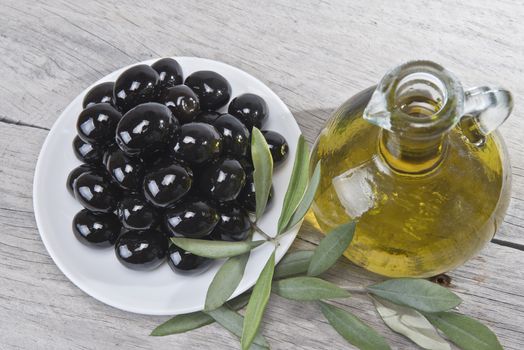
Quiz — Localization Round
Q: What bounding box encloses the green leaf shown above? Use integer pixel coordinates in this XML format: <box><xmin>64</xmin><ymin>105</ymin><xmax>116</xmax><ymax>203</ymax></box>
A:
<box><xmin>277</xmin><ymin>135</ymin><xmax>310</xmax><ymax>234</ymax></box>
<box><xmin>251</xmin><ymin>127</ymin><xmax>273</xmax><ymax>220</ymax></box>
<box><xmin>283</xmin><ymin>160</ymin><xmax>321</xmax><ymax>231</ymax></box>
<box><xmin>367</xmin><ymin>279</ymin><xmax>462</xmax><ymax>313</ymax></box>
<box><xmin>205</xmin><ymin>253</ymin><xmax>250</xmax><ymax>311</ymax></box>
<box><xmin>273</xmin><ymin>250</ymin><xmax>314</xmax><ymax>279</ymax></box>
<box><xmin>206</xmin><ymin>306</ymin><xmax>270</xmax><ymax>349</ymax></box>
<box><xmin>170</xmin><ymin>238</ymin><xmax>264</xmax><ymax>259</ymax></box>
<box><xmin>425</xmin><ymin>312</ymin><xmax>503</xmax><ymax>350</ymax></box>
<box><xmin>241</xmin><ymin>251</ymin><xmax>275</xmax><ymax>350</ymax></box>
<box><xmin>227</xmin><ymin>292</ymin><xmax>251</xmax><ymax>310</ymax></box>
<box><xmin>273</xmin><ymin>276</ymin><xmax>350</xmax><ymax>301</ymax></box>
<box><xmin>319</xmin><ymin>301</ymin><xmax>391</xmax><ymax>350</ymax></box>
<box><xmin>307</xmin><ymin>221</ymin><xmax>355</xmax><ymax>276</ymax></box>
<box><xmin>150</xmin><ymin>293</ymin><xmax>251</xmax><ymax>336</ymax></box>
<box><xmin>373</xmin><ymin>297</ymin><xmax>451</xmax><ymax>350</ymax></box>
<box><xmin>150</xmin><ymin>312</ymin><xmax>214</xmax><ymax>336</ymax></box>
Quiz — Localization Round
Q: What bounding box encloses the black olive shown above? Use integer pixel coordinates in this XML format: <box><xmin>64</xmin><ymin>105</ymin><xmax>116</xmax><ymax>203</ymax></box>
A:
<box><xmin>76</xmin><ymin>103</ymin><xmax>121</xmax><ymax>146</ymax></box>
<box><xmin>83</xmin><ymin>82</ymin><xmax>115</xmax><ymax>108</ymax></box>
<box><xmin>238</xmin><ymin>157</ymin><xmax>254</xmax><ymax>174</ymax></box>
<box><xmin>164</xmin><ymin>198</ymin><xmax>219</xmax><ymax>238</ymax></box>
<box><xmin>117</xmin><ymin>195</ymin><xmax>158</xmax><ymax>230</ymax></box>
<box><xmin>143</xmin><ymin>162</ymin><xmax>192</xmax><ymax>207</ymax></box>
<box><xmin>160</xmin><ymin>85</ymin><xmax>200</xmax><ymax>124</ymax></box>
<box><xmin>72</xmin><ymin>135</ymin><xmax>102</xmax><ymax>165</ymax></box>
<box><xmin>72</xmin><ymin>209</ymin><xmax>121</xmax><ymax>247</ymax></box>
<box><xmin>198</xmin><ymin>158</ymin><xmax>246</xmax><ymax>202</ymax></box>
<box><xmin>212</xmin><ymin>202</ymin><xmax>251</xmax><ymax>241</ymax></box>
<box><xmin>185</xmin><ymin>71</ymin><xmax>231</xmax><ymax>110</ymax></box>
<box><xmin>167</xmin><ymin>244</ymin><xmax>211</xmax><ymax>273</ymax></box>
<box><xmin>262</xmin><ymin>130</ymin><xmax>289</xmax><ymax>166</ymax></box>
<box><xmin>151</xmin><ymin>58</ymin><xmax>183</xmax><ymax>91</ymax></box>
<box><xmin>212</xmin><ymin>113</ymin><xmax>250</xmax><ymax>157</ymax></box>
<box><xmin>74</xmin><ymin>172</ymin><xmax>119</xmax><ymax>213</ymax></box>
<box><xmin>237</xmin><ymin>173</ymin><xmax>273</xmax><ymax>213</ymax></box>
<box><xmin>67</xmin><ymin>164</ymin><xmax>96</xmax><ymax>196</ymax></box>
<box><xmin>114</xmin><ymin>64</ymin><xmax>159</xmax><ymax>112</ymax></box>
<box><xmin>195</xmin><ymin>111</ymin><xmax>221</xmax><ymax>124</ymax></box>
<box><xmin>228</xmin><ymin>93</ymin><xmax>268</xmax><ymax>130</ymax></box>
<box><xmin>116</xmin><ymin>102</ymin><xmax>178</xmax><ymax>157</ymax></box>
<box><xmin>171</xmin><ymin>122</ymin><xmax>222</xmax><ymax>165</ymax></box>
<box><xmin>104</xmin><ymin>147</ymin><xmax>144</xmax><ymax>191</ymax></box>
<box><xmin>114</xmin><ymin>229</ymin><xmax>168</xmax><ymax>271</ymax></box>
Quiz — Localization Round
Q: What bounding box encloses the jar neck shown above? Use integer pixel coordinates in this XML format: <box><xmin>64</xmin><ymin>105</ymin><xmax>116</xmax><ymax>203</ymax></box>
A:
<box><xmin>363</xmin><ymin>61</ymin><xmax>464</xmax><ymax>174</ymax></box>
<box><xmin>379</xmin><ymin>130</ymin><xmax>447</xmax><ymax>174</ymax></box>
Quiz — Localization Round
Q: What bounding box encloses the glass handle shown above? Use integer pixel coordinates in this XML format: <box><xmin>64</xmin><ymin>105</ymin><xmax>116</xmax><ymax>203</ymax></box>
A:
<box><xmin>462</xmin><ymin>86</ymin><xmax>513</xmax><ymax>136</ymax></box>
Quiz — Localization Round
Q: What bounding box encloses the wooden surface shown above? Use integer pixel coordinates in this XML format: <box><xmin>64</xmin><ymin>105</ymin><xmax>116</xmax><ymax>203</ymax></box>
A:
<box><xmin>1</xmin><ymin>0</ymin><xmax>523</xmax><ymax>349</ymax></box>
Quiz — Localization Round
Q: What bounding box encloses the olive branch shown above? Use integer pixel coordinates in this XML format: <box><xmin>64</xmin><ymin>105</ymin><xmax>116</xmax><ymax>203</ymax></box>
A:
<box><xmin>153</xmin><ymin>129</ymin><xmax>503</xmax><ymax>350</ymax></box>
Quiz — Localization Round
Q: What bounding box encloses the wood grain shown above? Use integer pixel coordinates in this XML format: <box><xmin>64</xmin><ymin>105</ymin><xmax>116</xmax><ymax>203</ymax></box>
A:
<box><xmin>1</xmin><ymin>0</ymin><xmax>523</xmax><ymax>349</ymax></box>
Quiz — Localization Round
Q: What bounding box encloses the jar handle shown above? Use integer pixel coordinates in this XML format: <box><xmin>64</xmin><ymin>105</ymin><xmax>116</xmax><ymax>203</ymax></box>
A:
<box><xmin>462</xmin><ymin>86</ymin><xmax>513</xmax><ymax>136</ymax></box>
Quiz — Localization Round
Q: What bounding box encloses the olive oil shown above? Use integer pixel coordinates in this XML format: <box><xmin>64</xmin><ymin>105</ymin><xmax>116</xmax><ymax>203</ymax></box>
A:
<box><xmin>310</xmin><ymin>65</ymin><xmax>512</xmax><ymax>278</ymax></box>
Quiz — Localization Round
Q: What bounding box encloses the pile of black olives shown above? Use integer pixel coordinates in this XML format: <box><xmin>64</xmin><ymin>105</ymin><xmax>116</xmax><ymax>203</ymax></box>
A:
<box><xmin>67</xmin><ymin>58</ymin><xmax>289</xmax><ymax>273</ymax></box>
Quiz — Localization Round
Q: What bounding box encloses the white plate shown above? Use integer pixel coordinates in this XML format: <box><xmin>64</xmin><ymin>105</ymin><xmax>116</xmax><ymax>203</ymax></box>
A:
<box><xmin>33</xmin><ymin>57</ymin><xmax>301</xmax><ymax>315</ymax></box>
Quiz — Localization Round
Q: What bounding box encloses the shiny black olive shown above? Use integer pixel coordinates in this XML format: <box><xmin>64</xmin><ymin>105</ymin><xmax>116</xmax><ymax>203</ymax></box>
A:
<box><xmin>116</xmin><ymin>102</ymin><xmax>178</xmax><ymax>157</ymax></box>
<box><xmin>164</xmin><ymin>198</ymin><xmax>219</xmax><ymax>238</ymax></box>
<box><xmin>117</xmin><ymin>195</ymin><xmax>158</xmax><ymax>230</ymax></box>
<box><xmin>114</xmin><ymin>64</ymin><xmax>159</xmax><ymax>112</ymax></box>
<box><xmin>198</xmin><ymin>158</ymin><xmax>246</xmax><ymax>202</ymax></box>
<box><xmin>73</xmin><ymin>135</ymin><xmax>102</xmax><ymax>164</ymax></box>
<box><xmin>114</xmin><ymin>229</ymin><xmax>168</xmax><ymax>271</ymax></box>
<box><xmin>195</xmin><ymin>111</ymin><xmax>221</xmax><ymax>124</ymax></box>
<box><xmin>151</xmin><ymin>58</ymin><xmax>183</xmax><ymax>91</ymax></box>
<box><xmin>143</xmin><ymin>162</ymin><xmax>192</xmax><ymax>207</ymax></box>
<box><xmin>228</xmin><ymin>93</ymin><xmax>268</xmax><ymax>130</ymax></box>
<box><xmin>237</xmin><ymin>173</ymin><xmax>273</xmax><ymax>213</ymax></box>
<box><xmin>212</xmin><ymin>113</ymin><xmax>250</xmax><ymax>157</ymax></box>
<box><xmin>262</xmin><ymin>130</ymin><xmax>289</xmax><ymax>166</ymax></box>
<box><xmin>77</xmin><ymin>103</ymin><xmax>121</xmax><ymax>146</ymax></box>
<box><xmin>67</xmin><ymin>164</ymin><xmax>95</xmax><ymax>196</ymax></box>
<box><xmin>212</xmin><ymin>202</ymin><xmax>251</xmax><ymax>241</ymax></box>
<box><xmin>171</xmin><ymin>122</ymin><xmax>222</xmax><ymax>165</ymax></box>
<box><xmin>160</xmin><ymin>85</ymin><xmax>200</xmax><ymax>124</ymax></box>
<box><xmin>167</xmin><ymin>244</ymin><xmax>211</xmax><ymax>273</ymax></box>
<box><xmin>185</xmin><ymin>71</ymin><xmax>231</xmax><ymax>110</ymax></box>
<box><xmin>72</xmin><ymin>209</ymin><xmax>121</xmax><ymax>247</ymax></box>
<box><xmin>83</xmin><ymin>82</ymin><xmax>115</xmax><ymax>108</ymax></box>
<box><xmin>73</xmin><ymin>172</ymin><xmax>119</xmax><ymax>213</ymax></box>
<box><xmin>105</xmin><ymin>148</ymin><xmax>144</xmax><ymax>191</ymax></box>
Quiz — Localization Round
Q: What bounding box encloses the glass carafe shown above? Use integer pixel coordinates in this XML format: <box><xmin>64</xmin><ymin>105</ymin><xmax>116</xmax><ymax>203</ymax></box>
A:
<box><xmin>311</xmin><ymin>61</ymin><xmax>513</xmax><ymax>278</ymax></box>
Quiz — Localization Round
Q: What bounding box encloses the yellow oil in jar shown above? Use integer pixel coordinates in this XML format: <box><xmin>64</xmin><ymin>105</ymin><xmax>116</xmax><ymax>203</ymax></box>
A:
<box><xmin>310</xmin><ymin>88</ymin><xmax>511</xmax><ymax>277</ymax></box>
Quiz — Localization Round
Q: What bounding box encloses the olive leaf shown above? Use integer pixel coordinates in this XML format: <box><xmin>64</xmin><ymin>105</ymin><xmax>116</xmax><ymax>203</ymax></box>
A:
<box><xmin>425</xmin><ymin>312</ymin><xmax>503</xmax><ymax>350</ymax></box>
<box><xmin>282</xmin><ymin>160</ymin><xmax>321</xmax><ymax>232</ymax></box>
<box><xmin>373</xmin><ymin>297</ymin><xmax>451</xmax><ymax>350</ymax></box>
<box><xmin>251</xmin><ymin>127</ymin><xmax>273</xmax><ymax>221</ymax></box>
<box><xmin>307</xmin><ymin>221</ymin><xmax>355</xmax><ymax>276</ymax></box>
<box><xmin>241</xmin><ymin>251</ymin><xmax>275</xmax><ymax>350</ymax></box>
<box><xmin>367</xmin><ymin>279</ymin><xmax>462</xmax><ymax>313</ymax></box>
<box><xmin>205</xmin><ymin>253</ymin><xmax>250</xmax><ymax>311</ymax></box>
<box><xmin>277</xmin><ymin>135</ymin><xmax>310</xmax><ymax>234</ymax></box>
<box><xmin>150</xmin><ymin>293</ymin><xmax>251</xmax><ymax>336</ymax></box>
<box><xmin>319</xmin><ymin>301</ymin><xmax>391</xmax><ymax>350</ymax></box>
<box><xmin>273</xmin><ymin>276</ymin><xmax>350</xmax><ymax>301</ymax></box>
<box><xmin>273</xmin><ymin>250</ymin><xmax>314</xmax><ymax>280</ymax></box>
<box><xmin>206</xmin><ymin>306</ymin><xmax>270</xmax><ymax>350</ymax></box>
<box><xmin>170</xmin><ymin>238</ymin><xmax>264</xmax><ymax>259</ymax></box>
